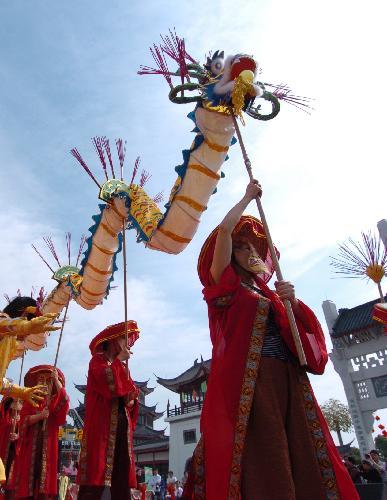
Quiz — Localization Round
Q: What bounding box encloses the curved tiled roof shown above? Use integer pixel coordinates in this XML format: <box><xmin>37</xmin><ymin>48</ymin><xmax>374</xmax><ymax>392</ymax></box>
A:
<box><xmin>332</xmin><ymin>295</ymin><xmax>386</xmax><ymax>338</ymax></box>
<box><xmin>156</xmin><ymin>358</ymin><xmax>211</xmax><ymax>393</ymax></box>
<box><xmin>74</xmin><ymin>380</ymin><xmax>154</xmax><ymax>395</ymax></box>
<box><xmin>139</xmin><ymin>401</ymin><xmax>164</xmax><ymax>419</ymax></box>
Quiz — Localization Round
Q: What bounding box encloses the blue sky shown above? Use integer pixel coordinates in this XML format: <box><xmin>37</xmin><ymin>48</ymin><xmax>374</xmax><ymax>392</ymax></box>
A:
<box><xmin>2</xmin><ymin>0</ymin><xmax>387</xmax><ymax>443</ymax></box>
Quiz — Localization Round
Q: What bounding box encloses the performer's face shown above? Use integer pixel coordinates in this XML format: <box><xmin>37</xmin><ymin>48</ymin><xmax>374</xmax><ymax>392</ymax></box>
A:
<box><xmin>114</xmin><ymin>336</ymin><xmax>132</xmax><ymax>357</ymax></box>
<box><xmin>36</xmin><ymin>373</ymin><xmax>50</xmax><ymax>389</ymax></box>
<box><xmin>233</xmin><ymin>240</ymin><xmax>268</xmax><ymax>275</ymax></box>
<box><xmin>11</xmin><ymin>400</ymin><xmax>23</xmax><ymax>411</ymax></box>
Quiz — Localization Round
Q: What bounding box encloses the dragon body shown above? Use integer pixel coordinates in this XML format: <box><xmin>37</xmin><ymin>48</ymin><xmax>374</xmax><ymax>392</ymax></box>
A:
<box><xmin>37</xmin><ymin>34</ymin><xmax>310</xmax><ymax>311</ymax></box>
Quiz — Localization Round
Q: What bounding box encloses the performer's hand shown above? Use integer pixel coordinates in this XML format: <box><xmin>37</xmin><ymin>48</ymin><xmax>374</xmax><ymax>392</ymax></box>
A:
<box><xmin>52</xmin><ymin>368</ymin><xmax>62</xmax><ymax>391</ymax></box>
<box><xmin>15</xmin><ymin>313</ymin><xmax>61</xmax><ymax>339</ymax></box>
<box><xmin>274</xmin><ymin>280</ymin><xmax>297</xmax><ymax>306</ymax></box>
<box><xmin>41</xmin><ymin>407</ymin><xmax>49</xmax><ymax>419</ymax></box>
<box><xmin>9</xmin><ymin>433</ymin><xmax>18</xmax><ymax>442</ymax></box>
<box><xmin>244</xmin><ymin>180</ymin><xmax>262</xmax><ymax>201</ymax></box>
<box><xmin>8</xmin><ymin>384</ymin><xmax>47</xmax><ymax>407</ymax></box>
<box><xmin>117</xmin><ymin>346</ymin><xmax>130</xmax><ymax>361</ymax></box>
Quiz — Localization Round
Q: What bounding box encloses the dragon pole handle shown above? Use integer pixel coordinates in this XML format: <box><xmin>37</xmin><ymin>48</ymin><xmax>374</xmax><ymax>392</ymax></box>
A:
<box><xmin>245</xmin><ymin>91</ymin><xmax>280</xmax><ymax>121</ymax></box>
<box><xmin>169</xmin><ymin>83</ymin><xmax>202</xmax><ymax>104</ymax></box>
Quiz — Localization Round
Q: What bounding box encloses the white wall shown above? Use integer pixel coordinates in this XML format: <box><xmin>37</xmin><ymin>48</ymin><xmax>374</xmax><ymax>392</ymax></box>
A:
<box><xmin>166</xmin><ymin>411</ymin><xmax>201</xmax><ymax>481</ymax></box>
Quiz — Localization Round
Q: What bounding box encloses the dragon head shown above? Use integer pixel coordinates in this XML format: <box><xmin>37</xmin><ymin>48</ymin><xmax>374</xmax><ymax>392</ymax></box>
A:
<box><xmin>213</xmin><ymin>54</ymin><xmax>260</xmax><ymax>94</ymax></box>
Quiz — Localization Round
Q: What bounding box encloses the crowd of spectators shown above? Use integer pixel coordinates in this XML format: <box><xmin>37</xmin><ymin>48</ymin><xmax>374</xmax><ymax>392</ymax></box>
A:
<box><xmin>344</xmin><ymin>449</ymin><xmax>386</xmax><ymax>485</ymax></box>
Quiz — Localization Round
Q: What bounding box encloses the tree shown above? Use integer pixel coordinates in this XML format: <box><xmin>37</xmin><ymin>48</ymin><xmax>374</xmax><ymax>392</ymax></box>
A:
<box><xmin>375</xmin><ymin>435</ymin><xmax>387</xmax><ymax>459</ymax></box>
<box><xmin>349</xmin><ymin>446</ymin><xmax>361</xmax><ymax>463</ymax></box>
<box><xmin>321</xmin><ymin>398</ymin><xmax>352</xmax><ymax>446</ymax></box>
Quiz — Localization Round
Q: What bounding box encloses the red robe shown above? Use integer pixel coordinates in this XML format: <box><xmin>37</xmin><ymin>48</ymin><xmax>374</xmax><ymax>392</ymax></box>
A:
<box><xmin>77</xmin><ymin>353</ymin><xmax>139</xmax><ymax>488</ymax></box>
<box><xmin>184</xmin><ymin>265</ymin><xmax>359</xmax><ymax>500</ymax></box>
<box><xmin>10</xmin><ymin>387</ymin><xmax>69</xmax><ymax>498</ymax></box>
<box><xmin>0</xmin><ymin>399</ymin><xmax>16</xmax><ymax>491</ymax></box>
<box><xmin>0</xmin><ymin>402</ymin><xmax>13</xmax><ymax>473</ymax></box>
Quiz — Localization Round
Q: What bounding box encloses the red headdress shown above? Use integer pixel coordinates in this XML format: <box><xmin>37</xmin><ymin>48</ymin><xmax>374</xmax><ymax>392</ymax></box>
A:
<box><xmin>24</xmin><ymin>365</ymin><xmax>66</xmax><ymax>387</ymax></box>
<box><xmin>197</xmin><ymin>215</ymin><xmax>279</xmax><ymax>286</ymax></box>
<box><xmin>89</xmin><ymin>320</ymin><xmax>140</xmax><ymax>355</ymax></box>
<box><xmin>373</xmin><ymin>303</ymin><xmax>387</xmax><ymax>332</ymax></box>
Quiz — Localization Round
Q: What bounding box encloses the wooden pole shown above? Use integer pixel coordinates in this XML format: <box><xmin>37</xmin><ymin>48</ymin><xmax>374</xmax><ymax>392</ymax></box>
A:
<box><xmin>122</xmin><ymin>218</ymin><xmax>129</xmax><ymax>375</ymax></box>
<box><xmin>121</xmin><ymin>162</ymin><xmax>129</xmax><ymax>375</ymax></box>
<box><xmin>43</xmin><ymin>299</ymin><xmax>71</xmax><ymax>430</ymax></box>
<box><xmin>53</xmin><ymin>300</ymin><xmax>71</xmax><ymax>369</ymax></box>
<box><xmin>11</xmin><ymin>352</ymin><xmax>26</xmax><ymax>434</ymax></box>
<box><xmin>377</xmin><ymin>282</ymin><xmax>385</xmax><ymax>303</ymax></box>
<box><xmin>231</xmin><ymin>112</ymin><xmax>307</xmax><ymax>366</ymax></box>
<box><xmin>18</xmin><ymin>352</ymin><xmax>25</xmax><ymax>386</ymax></box>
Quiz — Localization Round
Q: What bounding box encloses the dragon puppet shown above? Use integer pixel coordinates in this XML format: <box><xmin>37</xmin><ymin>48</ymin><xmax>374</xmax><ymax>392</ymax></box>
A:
<box><xmin>37</xmin><ymin>31</ymin><xmax>311</xmax><ymax>312</ymax></box>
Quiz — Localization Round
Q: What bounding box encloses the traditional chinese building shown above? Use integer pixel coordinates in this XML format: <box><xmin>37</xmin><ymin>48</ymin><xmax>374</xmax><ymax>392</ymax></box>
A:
<box><xmin>69</xmin><ymin>380</ymin><xmax>169</xmax><ymax>475</ymax></box>
<box><xmin>322</xmin><ymin>295</ymin><xmax>387</xmax><ymax>456</ymax></box>
<box><xmin>157</xmin><ymin>357</ymin><xmax>211</xmax><ymax>480</ymax></box>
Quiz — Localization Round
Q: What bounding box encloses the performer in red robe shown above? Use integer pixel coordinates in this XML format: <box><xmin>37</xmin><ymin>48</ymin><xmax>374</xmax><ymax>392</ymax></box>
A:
<box><xmin>183</xmin><ymin>181</ymin><xmax>359</xmax><ymax>500</ymax></box>
<box><xmin>0</xmin><ymin>396</ymin><xmax>22</xmax><ymax>498</ymax></box>
<box><xmin>10</xmin><ymin>365</ymin><xmax>69</xmax><ymax>499</ymax></box>
<box><xmin>77</xmin><ymin>321</ymin><xmax>140</xmax><ymax>500</ymax></box>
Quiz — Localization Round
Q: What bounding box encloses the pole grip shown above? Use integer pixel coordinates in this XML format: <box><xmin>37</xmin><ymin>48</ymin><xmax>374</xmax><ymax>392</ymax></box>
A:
<box><xmin>231</xmin><ymin>111</ymin><xmax>307</xmax><ymax>366</ymax></box>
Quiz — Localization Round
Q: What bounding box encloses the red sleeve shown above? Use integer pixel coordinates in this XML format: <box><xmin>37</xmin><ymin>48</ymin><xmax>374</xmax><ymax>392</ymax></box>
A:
<box><xmin>49</xmin><ymin>387</ymin><xmax>70</xmax><ymax>425</ymax></box>
<box><xmin>290</xmin><ymin>301</ymin><xmax>328</xmax><ymax>375</ymax></box>
<box><xmin>128</xmin><ymin>398</ymin><xmax>139</xmax><ymax>430</ymax></box>
<box><xmin>89</xmin><ymin>354</ymin><xmax>134</xmax><ymax>399</ymax></box>
<box><xmin>203</xmin><ymin>265</ymin><xmax>241</xmax><ymax>305</ymax></box>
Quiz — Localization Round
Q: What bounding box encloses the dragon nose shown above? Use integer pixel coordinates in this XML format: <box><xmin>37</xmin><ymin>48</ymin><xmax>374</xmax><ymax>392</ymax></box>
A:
<box><xmin>239</xmin><ymin>70</ymin><xmax>254</xmax><ymax>84</ymax></box>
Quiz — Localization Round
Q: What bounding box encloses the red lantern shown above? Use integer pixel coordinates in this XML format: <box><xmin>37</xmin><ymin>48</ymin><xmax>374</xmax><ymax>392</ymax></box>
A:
<box><xmin>383</xmin><ymin>430</ymin><xmax>387</xmax><ymax>437</ymax></box>
<box><xmin>372</xmin><ymin>428</ymin><xmax>375</xmax><ymax>432</ymax></box>
<box><xmin>375</xmin><ymin>415</ymin><xmax>380</xmax><ymax>421</ymax></box>
<box><xmin>378</xmin><ymin>424</ymin><xmax>385</xmax><ymax>430</ymax></box>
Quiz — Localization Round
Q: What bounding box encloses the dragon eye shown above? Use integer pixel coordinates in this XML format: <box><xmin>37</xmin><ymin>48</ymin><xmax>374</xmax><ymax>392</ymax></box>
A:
<box><xmin>211</xmin><ymin>58</ymin><xmax>224</xmax><ymax>75</ymax></box>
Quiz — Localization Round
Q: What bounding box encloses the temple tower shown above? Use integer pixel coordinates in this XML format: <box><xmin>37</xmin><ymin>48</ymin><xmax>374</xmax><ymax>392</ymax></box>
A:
<box><xmin>322</xmin><ymin>297</ymin><xmax>387</xmax><ymax>456</ymax></box>
<box><xmin>157</xmin><ymin>357</ymin><xmax>210</xmax><ymax>480</ymax></box>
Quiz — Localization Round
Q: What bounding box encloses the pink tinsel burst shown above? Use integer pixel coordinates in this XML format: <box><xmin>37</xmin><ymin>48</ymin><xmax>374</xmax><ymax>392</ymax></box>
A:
<box><xmin>42</xmin><ymin>236</ymin><xmax>62</xmax><ymax>268</ymax></box>
<box><xmin>70</xmin><ymin>148</ymin><xmax>101</xmax><ymax>189</ymax></box>
<box><xmin>92</xmin><ymin>136</ymin><xmax>109</xmax><ymax>181</ymax></box>
<box><xmin>160</xmin><ymin>29</ymin><xmax>190</xmax><ymax>84</ymax></box>
<box><xmin>152</xmin><ymin>191</ymin><xmax>164</xmax><ymax>204</ymax></box>
<box><xmin>139</xmin><ymin>169</ymin><xmax>151</xmax><ymax>188</ymax></box>
<box><xmin>267</xmin><ymin>83</ymin><xmax>313</xmax><ymax>114</ymax></box>
<box><xmin>138</xmin><ymin>44</ymin><xmax>174</xmax><ymax>89</ymax></box>
<box><xmin>36</xmin><ymin>287</ymin><xmax>47</xmax><ymax>314</ymax></box>
<box><xmin>115</xmin><ymin>139</ymin><xmax>127</xmax><ymax>181</ymax></box>
<box><xmin>31</xmin><ymin>244</ymin><xmax>55</xmax><ymax>274</ymax></box>
<box><xmin>103</xmin><ymin>138</ymin><xmax>116</xmax><ymax>179</ymax></box>
<box><xmin>129</xmin><ymin>157</ymin><xmax>141</xmax><ymax>188</ymax></box>
<box><xmin>65</xmin><ymin>232</ymin><xmax>71</xmax><ymax>265</ymax></box>
<box><xmin>76</xmin><ymin>235</ymin><xmax>87</xmax><ymax>267</ymax></box>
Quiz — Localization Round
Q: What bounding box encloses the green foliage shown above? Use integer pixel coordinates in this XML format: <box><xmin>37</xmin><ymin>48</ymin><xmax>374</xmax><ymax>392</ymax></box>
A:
<box><xmin>375</xmin><ymin>436</ymin><xmax>387</xmax><ymax>460</ymax></box>
<box><xmin>321</xmin><ymin>398</ymin><xmax>353</xmax><ymax>433</ymax></box>
<box><xmin>349</xmin><ymin>447</ymin><xmax>361</xmax><ymax>463</ymax></box>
